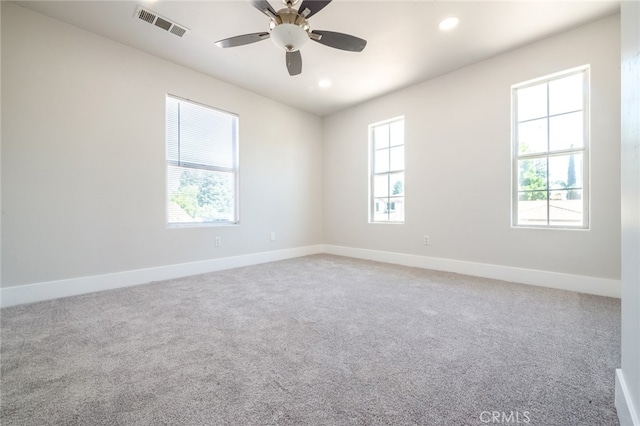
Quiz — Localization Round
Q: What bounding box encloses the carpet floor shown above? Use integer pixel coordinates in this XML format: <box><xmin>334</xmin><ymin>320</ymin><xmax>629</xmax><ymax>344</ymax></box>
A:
<box><xmin>1</xmin><ymin>254</ymin><xmax>620</xmax><ymax>425</ymax></box>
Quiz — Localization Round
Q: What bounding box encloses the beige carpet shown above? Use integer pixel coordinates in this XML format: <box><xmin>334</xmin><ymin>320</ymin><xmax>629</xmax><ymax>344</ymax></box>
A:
<box><xmin>1</xmin><ymin>254</ymin><xmax>620</xmax><ymax>425</ymax></box>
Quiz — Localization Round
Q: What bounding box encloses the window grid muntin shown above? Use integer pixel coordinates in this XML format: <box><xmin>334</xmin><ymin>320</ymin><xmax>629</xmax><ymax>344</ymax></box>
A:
<box><xmin>512</xmin><ymin>67</ymin><xmax>589</xmax><ymax>229</ymax></box>
<box><xmin>370</xmin><ymin>117</ymin><xmax>405</xmax><ymax>223</ymax></box>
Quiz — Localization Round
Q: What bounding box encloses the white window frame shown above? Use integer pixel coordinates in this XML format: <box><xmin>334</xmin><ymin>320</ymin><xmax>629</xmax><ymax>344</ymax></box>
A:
<box><xmin>369</xmin><ymin>116</ymin><xmax>405</xmax><ymax>224</ymax></box>
<box><xmin>166</xmin><ymin>95</ymin><xmax>239</xmax><ymax>227</ymax></box>
<box><xmin>511</xmin><ymin>66</ymin><xmax>590</xmax><ymax>229</ymax></box>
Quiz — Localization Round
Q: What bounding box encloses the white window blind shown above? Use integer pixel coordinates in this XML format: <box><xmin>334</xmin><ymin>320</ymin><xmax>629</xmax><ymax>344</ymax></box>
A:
<box><xmin>166</xmin><ymin>96</ymin><xmax>238</xmax><ymax>225</ymax></box>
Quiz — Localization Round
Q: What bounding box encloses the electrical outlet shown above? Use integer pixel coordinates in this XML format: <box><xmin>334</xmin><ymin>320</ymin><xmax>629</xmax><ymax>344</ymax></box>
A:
<box><xmin>215</xmin><ymin>236</ymin><xmax>221</xmax><ymax>247</ymax></box>
<box><xmin>423</xmin><ymin>235</ymin><xmax>430</xmax><ymax>246</ymax></box>
<box><xmin>270</xmin><ymin>231</ymin><xmax>276</xmax><ymax>242</ymax></box>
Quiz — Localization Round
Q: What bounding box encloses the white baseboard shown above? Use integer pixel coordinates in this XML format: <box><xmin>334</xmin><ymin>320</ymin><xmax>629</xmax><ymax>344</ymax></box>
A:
<box><xmin>1</xmin><ymin>244</ymin><xmax>620</xmax><ymax>308</ymax></box>
<box><xmin>322</xmin><ymin>245</ymin><xmax>621</xmax><ymax>298</ymax></box>
<box><xmin>0</xmin><ymin>245</ymin><xmax>323</xmax><ymax>308</ymax></box>
<box><xmin>616</xmin><ymin>369</ymin><xmax>640</xmax><ymax>426</ymax></box>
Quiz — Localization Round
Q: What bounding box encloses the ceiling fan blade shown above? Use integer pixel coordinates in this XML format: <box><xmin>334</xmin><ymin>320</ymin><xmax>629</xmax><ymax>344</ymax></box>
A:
<box><xmin>298</xmin><ymin>0</ymin><xmax>332</xmax><ymax>19</ymax></box>
<box><xmin>214</xmin><ymin>32</ymin><xmax>270</xmax><ymax>48</ymax></box>
<box><xmin>250</xmin><ymin>0</ymin><xmax>277</xmax><ymax>18</ymax></box>
<box><xmin>286</xmin><ymin>50</ymin><xmax>302</xmax><ymax>76</ymax></box>
<box><xmin>311</xmin><ymin>30</ymin><xmax>367</xmax><ymax>52</ymax></box>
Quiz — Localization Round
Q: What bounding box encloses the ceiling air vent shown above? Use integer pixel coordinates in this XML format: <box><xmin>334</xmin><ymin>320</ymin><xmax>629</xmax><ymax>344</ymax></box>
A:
<box><xmin>134</xmin><ymin>6</ymin><xmax>189</xmax><ymax>38</ymax></box>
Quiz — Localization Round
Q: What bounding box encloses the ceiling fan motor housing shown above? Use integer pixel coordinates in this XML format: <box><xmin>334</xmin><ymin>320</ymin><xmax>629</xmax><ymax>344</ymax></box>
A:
<box><xmin>270</xmin><ymin>8</ymin><xmax>310</xmax><ymax>52</ymax></box>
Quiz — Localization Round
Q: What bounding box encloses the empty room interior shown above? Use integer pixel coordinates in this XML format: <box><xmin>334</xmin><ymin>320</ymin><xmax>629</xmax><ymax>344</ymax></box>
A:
<box><xmin>1</xmin><ymin>1</ymin><xmax>639</xmax><ymax>425</ymax></box>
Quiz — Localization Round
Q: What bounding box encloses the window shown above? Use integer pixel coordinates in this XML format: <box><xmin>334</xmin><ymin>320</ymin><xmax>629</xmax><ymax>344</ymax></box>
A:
<box><xmin>370</xmin><ymin>117</ymin><xmax>405</xmax><ymax>223</ymax></box>
<box><xmin>512</xmin><ymin>67</ymin><xmax>589</xmax><ymax>228</ymax></box>
<box><xmin>166</xmin><ymin>95</ymin><xmax>238</xmax><ymax>225</ymax></box>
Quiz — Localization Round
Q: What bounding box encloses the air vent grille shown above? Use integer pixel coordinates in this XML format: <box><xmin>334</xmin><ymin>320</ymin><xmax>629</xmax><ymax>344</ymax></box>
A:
<box><xmin>138</xmin><ymin>9</ymin><xmax>155</xmax><ymax>24</ymax></box>
<box><xmin>135</xmin><ymin>6</ymin><xmax>189</xmax><ymax>38</ymax></box>
<box><xmin>170</xmin><ymin>26</ymin><xmax>187</xmax><ymax>37</ymax></box>
<box><xmin>154</xmin><ymin>17</ymin><xmax>172</xmax><ymax>31</ymax></box>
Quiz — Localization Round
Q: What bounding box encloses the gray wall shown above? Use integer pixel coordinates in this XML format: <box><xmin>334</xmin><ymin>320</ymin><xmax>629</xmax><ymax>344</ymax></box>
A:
<box><xmin>1</xmin><ymin>5</ymin><xmax>623</xmax><ymax>294</ymax></box>
<box><xmin>1</xmin><ymin>3</ymin><xmax>323</xmax><ymax>287</ymax></box>
<box><xmin>322</xmin><ymin>15</ymin><xmax>621</xmax><ymax>281</ymax></box>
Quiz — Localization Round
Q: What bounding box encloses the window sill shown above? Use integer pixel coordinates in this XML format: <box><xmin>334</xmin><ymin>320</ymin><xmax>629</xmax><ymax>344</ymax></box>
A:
<box><xmin>167</xmin><ymin>221</ymin><xmax>239</xmax><ymax>229</ymax></box>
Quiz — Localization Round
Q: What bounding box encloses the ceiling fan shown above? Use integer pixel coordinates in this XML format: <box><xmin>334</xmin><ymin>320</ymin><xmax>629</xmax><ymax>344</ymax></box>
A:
<box><xmin>214</xmin><ymin>0</ymin><xmax>367</xmax><ymax>76</ymax></box>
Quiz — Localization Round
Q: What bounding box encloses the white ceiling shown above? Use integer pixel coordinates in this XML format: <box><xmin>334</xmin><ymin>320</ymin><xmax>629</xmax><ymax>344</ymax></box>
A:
<box><xmin>14</xmin><ymin>0</ymin><xmax>620</xmax><ymax>116</ymax></box>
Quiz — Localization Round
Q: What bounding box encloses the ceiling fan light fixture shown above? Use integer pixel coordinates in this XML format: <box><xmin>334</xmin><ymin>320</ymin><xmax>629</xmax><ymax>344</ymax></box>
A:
<box><xmin>271</xmin><ymin>23</ymin><xmax>309</xmax><ymax>52</ymax></box>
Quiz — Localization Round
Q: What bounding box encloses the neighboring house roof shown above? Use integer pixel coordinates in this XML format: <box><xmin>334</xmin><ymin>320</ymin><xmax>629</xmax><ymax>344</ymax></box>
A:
<box><xmin>519</xmin><ymin>200</ymin><xmax>582</xmax><ymax>223</ymax></box>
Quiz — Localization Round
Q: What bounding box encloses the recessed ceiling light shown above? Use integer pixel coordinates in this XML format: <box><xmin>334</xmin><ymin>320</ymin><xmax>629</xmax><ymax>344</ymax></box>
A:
<box><xmin>318</xmin><ymin>79</ymin><xmax>332</xmax><ymax>89</ymax></box>
<box><xmin>439</xmin><ymin>16</ymin><xmax>459</xmax><ymax>32</ymax></box>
